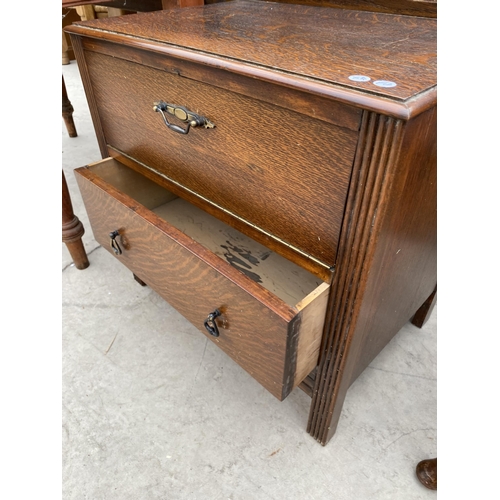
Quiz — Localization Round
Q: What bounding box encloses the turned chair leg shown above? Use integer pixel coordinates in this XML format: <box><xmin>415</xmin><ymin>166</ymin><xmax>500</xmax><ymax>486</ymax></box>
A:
<box><xmin>62</xmin><ymin>75</ymin><xmax>77</xmax><ymax>138</ymax></box>
<box><xmin>411</xmin><ymin>286</ymin><xmax>437</xmax><ymax>328</ymax></box>
<box><xmin>63</xmin><ymin>170</ymin><xmax>89</xmax><ymax>269</ymax></box>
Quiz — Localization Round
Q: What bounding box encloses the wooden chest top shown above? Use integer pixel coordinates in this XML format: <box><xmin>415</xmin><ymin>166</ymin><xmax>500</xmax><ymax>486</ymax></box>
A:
<box><xmin>69</xmin><ymin>0</ymin><xmax>436</xmax><ymax>118</ymax></box>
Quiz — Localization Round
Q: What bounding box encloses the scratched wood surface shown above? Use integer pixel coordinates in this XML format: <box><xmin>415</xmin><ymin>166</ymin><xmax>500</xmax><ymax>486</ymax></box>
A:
<box><xmin>73</xmin><ymin>0</ymin><xmax>436</xmax><ymax>100</ymax></box>
<box><xmin>229</xmin><ymin>0</ymin><xmax>437</xmax><ymax>17</ymax></box>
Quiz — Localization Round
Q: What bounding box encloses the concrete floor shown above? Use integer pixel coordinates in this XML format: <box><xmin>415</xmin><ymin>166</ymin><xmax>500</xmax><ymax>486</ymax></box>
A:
<box><xmin>62</xmin><ymin>60</ymin><xmax>437</xmax><ymax>499</ymax></box>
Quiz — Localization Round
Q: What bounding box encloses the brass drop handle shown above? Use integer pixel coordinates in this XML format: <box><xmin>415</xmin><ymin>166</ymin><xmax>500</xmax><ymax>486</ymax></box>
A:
<box><xmin>153</xmin><ymin>101</ymin><xmax>215</xmax><ymax>135</ymax></box>
<box><xmin>204</xmin><ymin>309</ymin><xmax>221</xmax><ymax>337</ymax></box>
<box><xmin>109</xmin><ymin>230</ymin><xmax>122</xmax><ymax>255</ymax></box>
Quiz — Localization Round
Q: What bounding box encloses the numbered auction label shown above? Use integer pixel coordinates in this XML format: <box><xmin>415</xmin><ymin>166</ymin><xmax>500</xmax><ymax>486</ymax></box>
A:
<box><xmin>373</xmin><ymin>80</ymin><xmax>397</xmax><ymax>88</ymax></box>
<box><xmin>348</xmin><ymin>75</ymin><xmax>371</xmax><ymax>82</ymax></box>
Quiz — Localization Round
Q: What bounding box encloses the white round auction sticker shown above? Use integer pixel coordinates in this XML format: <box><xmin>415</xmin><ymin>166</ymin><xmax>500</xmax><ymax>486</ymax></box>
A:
<box><xmin>348</xmin><ymin>75</ymin><xmax>371</xmax><ymax>82</ymax></box>
<box><xmin>373</xmin><ymin>80</ymin><xmax>397</xmax><ymax>88</ymax></box>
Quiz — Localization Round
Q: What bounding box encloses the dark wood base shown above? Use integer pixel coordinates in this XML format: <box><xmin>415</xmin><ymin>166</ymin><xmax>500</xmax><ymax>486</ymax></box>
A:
<box><xmin>411</xmin><ymin>286</ymin><xmax>437</xmax><ymax>328</ymax></box>
<box><xmin>133</xmin><ymin>274</ymin><xmax>147</xmax><ymax>286</ymax></box>
<box><xmin>299</xmin><ymin>368</ymin><xmax>316</xmax><ymax>397</ymax></box>
<box><xmin>416</xmin><ymin>457</ymin><xmax>437</xmax><ymax>490</ymax></box>
<box><xmin>63</xmin><ymin>170</ymin><xmax>89</xmax><ymax>270</ymax></box>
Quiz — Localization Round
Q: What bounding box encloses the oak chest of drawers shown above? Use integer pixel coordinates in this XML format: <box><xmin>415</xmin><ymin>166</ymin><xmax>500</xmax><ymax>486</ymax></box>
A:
<box><xmin>66</xmin><ymin>0</ymin><xmax>437</xmax><ymax>446</ymax></box>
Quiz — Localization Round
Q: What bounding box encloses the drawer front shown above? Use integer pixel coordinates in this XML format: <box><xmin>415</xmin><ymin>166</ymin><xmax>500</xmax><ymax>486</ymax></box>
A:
<box><xmin>75</xmin><ymin>161</ymin><xmax>329</xmax><ymax>400</ymax></box>
<box><xmin>84</xmin><ymin>50</ymin><xmax>358</xmax><ymax>266</ymax></box>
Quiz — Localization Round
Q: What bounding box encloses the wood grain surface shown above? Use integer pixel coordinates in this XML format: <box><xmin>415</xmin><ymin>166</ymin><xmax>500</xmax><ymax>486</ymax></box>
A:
<box><xmin>78</xmin><ymin>36</ymin><xmax>363</xmax><ymax>132</ymax></box>
<box><xmin>75</xmin><ymin>159</ymin><xmax>329</xmax><ymax>400</ymax></box>
<box><xmin>83</xmin><ymin>51</ymin><xmax>358</xmax><ymax>266</ymax></box>
<box><xmin>71</xmin><ymin>0</ymin><xmax>436</xmax><ymax>101</ymax></box>
<box><xmin>239</xmin><ymin>0</ymin><xmax>437</xmax><ymax>17</ymax></box>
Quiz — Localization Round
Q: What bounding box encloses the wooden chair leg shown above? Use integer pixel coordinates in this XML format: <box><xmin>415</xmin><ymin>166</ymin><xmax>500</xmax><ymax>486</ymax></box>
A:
<box><xmin>63</xmin><ymin>170</ymin><xmax>89</xmax><ymax>270</ymax></box>
<box><xmin>62</xmin><ymin>75</ymin><xmax>77</xmax><ymax>138</ymax></box>
<box><xmin>411</xmin><ymin>286</ymin><xmax>437</xmax><ymax>328</ymax></box>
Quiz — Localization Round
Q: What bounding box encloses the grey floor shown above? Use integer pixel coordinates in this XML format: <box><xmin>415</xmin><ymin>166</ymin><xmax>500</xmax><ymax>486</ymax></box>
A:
<box><xmin>62</xmin><ymin>60</ymin><xmax>437</xmax><ymax>500</ymax></box>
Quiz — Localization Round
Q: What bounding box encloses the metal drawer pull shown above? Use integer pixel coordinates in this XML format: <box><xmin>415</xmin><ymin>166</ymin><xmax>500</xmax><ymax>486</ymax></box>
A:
<box><xmin>204</xmin><ymin>309</ymin><xmax>221</xmax><ymax>337</ymax></box>
<box><xmin>153</xmin><ymin>100</ymin><xmax>215</xmax><ymax>135</ymax></box>
<box><xmin>109</xmin><ymin>230</ymin><xmax>122</xmax><ymax>255</ymax></box>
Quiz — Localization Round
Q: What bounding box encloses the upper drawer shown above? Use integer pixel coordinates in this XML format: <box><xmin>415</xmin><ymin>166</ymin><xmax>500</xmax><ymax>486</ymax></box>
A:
<box><xmin>75</xmin><ymin>158</ymin><xmax>330</xmax><ymax>401</ymax></box>
<box><xmin>83</xmin><ymin>50</ymin><xmax>359</xmax><ymax>268</ymax></box>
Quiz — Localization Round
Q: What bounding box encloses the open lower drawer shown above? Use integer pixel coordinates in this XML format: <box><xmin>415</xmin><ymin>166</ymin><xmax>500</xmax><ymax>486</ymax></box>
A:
<box><xmin>75</xmin><ymin>158</ymin><xmax>330</xmax><ymax>400</ymax></box>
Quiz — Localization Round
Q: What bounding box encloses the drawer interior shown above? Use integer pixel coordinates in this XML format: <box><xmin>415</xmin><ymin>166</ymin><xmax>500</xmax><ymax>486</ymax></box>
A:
<box><xmin>90</xmin><ymin>159</ymin><xmax>326</xmax><ymax>307</ymax></box>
